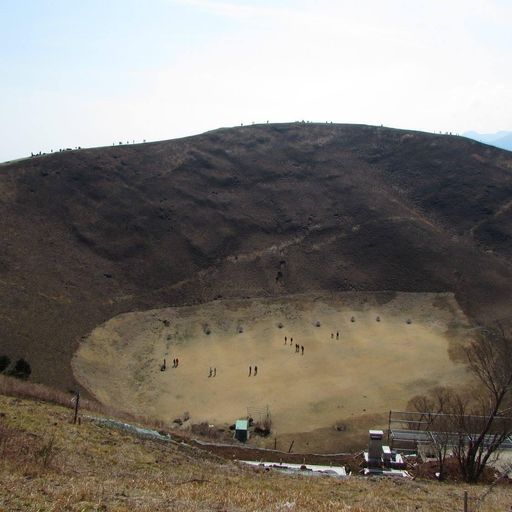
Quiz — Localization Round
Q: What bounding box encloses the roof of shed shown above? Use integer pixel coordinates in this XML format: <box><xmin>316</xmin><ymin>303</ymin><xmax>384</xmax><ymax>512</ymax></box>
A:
<box><xmin>235</xmin><ymin>419</ymin><xmax>249</xmax><ymax>430</ymax></box>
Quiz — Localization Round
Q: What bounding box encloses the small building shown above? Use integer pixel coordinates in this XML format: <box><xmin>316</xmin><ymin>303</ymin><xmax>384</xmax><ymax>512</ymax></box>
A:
<box><xmin>367</xmin><ymin>430</ymin><xmax>385</xmax><ymax>469</ymax></box>
<box><xmin>363</xmin><ymin>429</ymin><xmax>408</xmax><ymax>477</ymax></box>
<box><xmin>234</xmin><ymin>419</ymin><xmax>249</xmax><ymax>443</ymax></box>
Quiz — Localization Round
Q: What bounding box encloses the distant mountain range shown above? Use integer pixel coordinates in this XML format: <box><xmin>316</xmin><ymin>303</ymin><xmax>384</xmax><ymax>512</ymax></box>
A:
<box><xmin>463</xmin><ymin>131</ymin><xmax>512</xmax><ymax>151</ymax></box>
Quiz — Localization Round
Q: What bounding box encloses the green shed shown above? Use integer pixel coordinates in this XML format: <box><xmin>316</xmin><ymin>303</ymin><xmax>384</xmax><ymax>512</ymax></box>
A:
<box><xmin>234</xmin><ymin>419</ymin><xmax>249</xmax><ymax>442</ymax></box>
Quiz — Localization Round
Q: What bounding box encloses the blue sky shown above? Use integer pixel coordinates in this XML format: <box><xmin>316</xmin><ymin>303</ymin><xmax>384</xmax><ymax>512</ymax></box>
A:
<box><xmin>1</xmin><ymin>0</ymin><xmax>511</xmax><ymax>162</ymax></box>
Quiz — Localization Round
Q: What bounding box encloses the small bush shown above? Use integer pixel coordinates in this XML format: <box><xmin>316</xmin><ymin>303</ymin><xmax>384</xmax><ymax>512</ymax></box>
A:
<box><xmin>191</xmin><ymin>422</ymin><xmax>219</xmax><ymax>439</ymax></box>
<box><xmin>7</xmin><ymin>359</ymin><xmax>31</xmax><ymax>380</ymax></box>
<box><xmin>253</xmin><ymin>425</ymin><xmax>271</xmax><ymax>437</ymax></box>
<box><xmin>0</xmin><ymin>355</ymin><xmax>10</xmax><ymax>373</ymax></box>
<box><xmin>263</xmin><ymin>412</ymin><xmax>272</xmax><ymax>432</ymax></box>
<box><xmin>36</xmin><ymin>436</ymin><xmax>57</xmax><ymax>468</ymax></box>
<box><xmin>253</xmin><ymin>413</ymin><xmax>272</xmax><ymax>437</ymax></box>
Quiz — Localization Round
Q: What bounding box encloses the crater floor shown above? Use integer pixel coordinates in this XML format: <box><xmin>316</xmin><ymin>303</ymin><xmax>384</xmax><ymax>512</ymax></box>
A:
<box><xmin>73</xmin><ymin>291</ymin><xmax>474</xmax><ymax>451</ymax></box>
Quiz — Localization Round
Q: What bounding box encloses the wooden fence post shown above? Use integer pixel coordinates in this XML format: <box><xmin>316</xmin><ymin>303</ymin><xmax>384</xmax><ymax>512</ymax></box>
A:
<box><xmin>73</xmin><ymin>390</ymin><xmax>80</xmax><ymax>425</ymax></box>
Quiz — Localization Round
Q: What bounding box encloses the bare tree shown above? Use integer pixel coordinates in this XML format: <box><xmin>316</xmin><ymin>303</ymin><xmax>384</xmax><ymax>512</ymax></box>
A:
<box><xmin>408</xmin><ymin>326</ymin><xmax>512</xmax><ymax>483</ymax></box>
<box><xmin>408</xmin><ymin>387</ymin><xmax>458</xmax><ymax>480</ymax></box>
<box><xmin>453</xmin><ymin>327</ymin><xmax>512</xmax><ymax>482</ymax></box>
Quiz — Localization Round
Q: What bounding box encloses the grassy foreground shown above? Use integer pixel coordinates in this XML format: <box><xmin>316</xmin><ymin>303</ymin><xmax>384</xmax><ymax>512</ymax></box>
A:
<box><xmin>0</xmin><ymin>394</ymin><xmax>510</xmax><ymax>511</ymax></box>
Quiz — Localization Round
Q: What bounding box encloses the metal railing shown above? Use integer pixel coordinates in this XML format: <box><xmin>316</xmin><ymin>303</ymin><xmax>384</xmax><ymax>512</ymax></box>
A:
<box><xmin>387</xmin><ymin>410</ymin><xmax>512</xmax><ymax>452</ymax></box>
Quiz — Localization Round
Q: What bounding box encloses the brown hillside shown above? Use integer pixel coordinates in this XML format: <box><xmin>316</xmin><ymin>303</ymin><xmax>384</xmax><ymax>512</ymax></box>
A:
<box><xmin>3</xmin><ymin>394</ymin><xmax>510</xmax><ymax>511</ymax></box>
<box><xmin>1</xmin><ymin>123</ymin><xmax>512</xmax><ymax>390</ymax></box>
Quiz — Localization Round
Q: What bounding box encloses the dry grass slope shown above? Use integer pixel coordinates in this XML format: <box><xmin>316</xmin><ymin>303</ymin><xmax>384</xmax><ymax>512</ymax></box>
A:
<box><xmin>1</xmin><ymin>392</ymin><xmax>510</xmax><ymax>511</ymax></box>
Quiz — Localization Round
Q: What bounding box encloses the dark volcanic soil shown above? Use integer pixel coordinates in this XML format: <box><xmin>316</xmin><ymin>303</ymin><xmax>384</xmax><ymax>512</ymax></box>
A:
<box><xmin>1</xmin><ymin>123</ymin><xmax>512</xmax><ymax>389</ymax></box>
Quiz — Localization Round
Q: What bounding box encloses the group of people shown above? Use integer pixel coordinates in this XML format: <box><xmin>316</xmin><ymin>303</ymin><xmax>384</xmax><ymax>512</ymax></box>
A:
<box><xmin>284</xmin><ymin>336</ymin><xmax>305</xmax><ymax>355</ymax></box>
<box><xmin>161</xmin><ymin>325</ymin><xmax>344</xmax><ymax>379</ymax></box>
<box><xmin>207</xmin><ymin>365</ymin><xmax>258</xmax><ymax>379</ymax></box>
<box><xmin>160</xmin><ymin>357</ymin><xmax>179</xmax><ymax>372</ymax></box>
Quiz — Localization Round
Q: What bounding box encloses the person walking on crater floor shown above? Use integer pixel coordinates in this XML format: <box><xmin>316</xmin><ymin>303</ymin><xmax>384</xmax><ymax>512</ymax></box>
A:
<box><xmin>213</xmin><ymin>367</ymin><xmax>216</xmax><ymax>377</ymax></box>
<box><xmin>254</xmin><ymin>365</ymin><xmax>258</xmax><ymax>376</ymax></box>
<box><xmin>208</xmin><ymin>367</ymin><xmax>212</xmax><ymax>378</ymax></box>
<box><xmin>175</xmin><ymin>358</ymin><xmax>179</xmax><ymax>367</ymax></box>
<box><xmin>336</xmin><ymin>331</ymin><xmax>339</xmax><ymax>340</ymax></box>
<box><xmin>284</xmin><ymin>336</ymin><xmax>287</xmax><ymax>345</ymax></box>
<box><xmin>301</xmin><ymin>345</ymin><xmax>304</xmax><ymax>356</ymax></box>
<box><xmin>331</xmin><ymin>333</ymin><xmax>334</xmax><ymax>339</ymax></box>
<box><xmin>249</xmin><ymin>366</ymin><xmax>252</xmax><ymax>377</ymax></box>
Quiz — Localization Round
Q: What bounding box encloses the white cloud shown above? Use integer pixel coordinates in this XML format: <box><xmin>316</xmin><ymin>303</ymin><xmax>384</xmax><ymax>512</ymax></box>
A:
<box><xmin>1</xmin><ymin>0</ymin><xmax>511</xmax><ymax>161</ymax></box>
